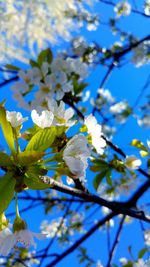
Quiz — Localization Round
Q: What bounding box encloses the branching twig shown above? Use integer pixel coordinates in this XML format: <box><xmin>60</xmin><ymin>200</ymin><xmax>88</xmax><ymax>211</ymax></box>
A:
<box><xmin>45</xmin><ymin>212</ymin><xmax>116</xmax><ymax>267</ymax></box>
<box><xmin>106</xmin><ymin>215</ymin><xmax>126</xmax><ymax>267</ymax></box>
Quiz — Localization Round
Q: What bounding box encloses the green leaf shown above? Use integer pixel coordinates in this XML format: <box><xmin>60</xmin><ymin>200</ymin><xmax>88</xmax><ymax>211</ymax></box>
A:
<box><xmin>29</xmin><ymin>59</ymin><xmax>39</xmax><ymax>68</ymax></box>
<box><xmin>5</xmin><ymin>64</ymin><xmax>20</xmax><ymax>71</ymax></box>
<box><xmin>26</xmin><ymin>127</ymin><xmax>56</xmax><ymax>152</ymax></box>
<box><xmin>0</xmin><ymin>152</ymin><xmax>13</xmax><ymax>167</ymax></box>
<box><xmin>38</xmin><ymin>48</ymin><xmax>53</xmax><ymax>66</ymax></box>
<box><xmin>138</xmin><ymin>247</ymin><xmax>148</xmax><ymax>259</ymax></box>
<box><xmin>123</xmin><ymin>263</ymin><xmax>133</xmax><ymax>267</ymax></box>
<box><xmin>0</xmin><ymin>106</ymin><xmax>15</xmax><ymax>154</ymax></box>
<box><xmin>93</xmin><ymin>170</ymin><xmax>108</xmax><ymax>190</ymax></box>
<box><xmin>17</xmin><ymin>151</ymin><xmax>44</xmax><ymax>166</ymax></box>
<box><xmin>106</xmin><ymin>170</ymin><xmax>112</xmax><ymax>186</ymax></box>
<box><xmin>0</xmin><ymin>172</ymin><xmax>15</xmax><ymax>213</ymax></box>
<box><xmin>24</xmin><ymin>173</ymin><xmax>49</xmax><ymax>190</ymax></box>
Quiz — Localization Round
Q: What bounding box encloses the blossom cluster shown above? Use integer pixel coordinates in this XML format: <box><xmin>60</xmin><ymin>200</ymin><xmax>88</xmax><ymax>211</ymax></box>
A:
<box><xmin>12</xmin><ymin>54</ymin><xmax>88</xmax><ymax>110</ymax></box>
<box><xmin>0</xmin><ymin>226</ymin><xmax>45</xmax><ymax>257</ymax></box>
<box><xmin>91</xmin><ymin>88</ymin><xmax>132</xmax><ymax>128</ymax></box>
<box><xmin>0</xmin><ymin>0</ymin><xmax>97</xmax><ymax>64</ymax></box>
<box><xmin>114</xmin><ymin>1</ymin><xmax>131</xmax><ymax>17</ymax></box>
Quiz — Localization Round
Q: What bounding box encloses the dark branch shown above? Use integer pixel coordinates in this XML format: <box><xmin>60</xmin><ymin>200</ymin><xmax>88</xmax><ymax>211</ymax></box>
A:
<box><xmin>46</xmin><ymin>212</ymin><xmax>115</xmax><ymax>267</ymax></box>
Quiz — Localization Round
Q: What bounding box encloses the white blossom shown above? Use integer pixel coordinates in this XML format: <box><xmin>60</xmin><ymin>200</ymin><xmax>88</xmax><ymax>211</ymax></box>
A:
<box><xmin>6</xmin><ymin>111</ymin><xmax>28</xmax><ymax>128</ymax></box>
<box><xmin>0</xmin><ymin>1</ymin><xmax>97</xmax><ymax>64</ymax></box>
<box><xmin>31</xmin><ymin>109</ymin><xmax>54</xmax><ymax>128</ymax></box>
<box><xmin>40</xmin><ymin>219</ymin><xmax>67</xmax><ymax>238</ymax></box>
<box><xmin>109</xmin><ymin>101</ymin><xmax>128</xmax><ymax>114</ymax></box>
<box><xmin>63</xmin><ymin>134</ymin><xmax>90</xmax><ymax>180</ymax></box>
<box><xmin>144</xmin><ymin>229</ymin><xmax>150</xmax><ymax>246</ymax></box>
<box><xmin>96</xmin><ymin>260</ymin><xmax>104</xmax><ymax>267</ymax></box>
<box><xmin>48</xmin><ymin>100</ymin><xmax>75</xmax><ymax>127</ymax></box>
<box><xmin>125</xmin><ymin>155</ymin><xmax>141</xmax><ymax>170</ymax></box>
<box><xmin>133</xmin><ymin>258</ymin><xmax>150</xmax><ymax>267</ymax></box>
<box><xmin>137</xmin><ymin>115</ymin><xmax>150</xmax><ymax>128</ymax></box>
<box><xmin>120</xmin><ymin>257</ymin><xmax>128</xmax><ymax>265</ymax></box>
<box><xmin>114</xmin><ymin>1</ymin><xmax>131</xmax><ymax>17</ymax></box>
<box><xmin>132</xmin><ymin>41</ymin><xmax>150</xmax><ymax>67</ymax></box>
<box><xmin>144</xmin><ymin>0</ymin><xmax>150</xmax><ymax>16</ymax></box>
<box><xmin>101</xmin><ymin>207</ymin><xmax>114</xmax><ymax>227</ymax></box>
<box><xmin>84</xmin><ymin>114</ymin><xmax>106</xmax><ymax>154</ymax></box>
<box><xmin>0</xmin><ymin>228</ymin><xmax>45</xmax><ymax>256</ymax></box>
<box><xmin>98</xmin><ymin>88</ymin><xmax>115</xmax><ymax>103</ymax></box>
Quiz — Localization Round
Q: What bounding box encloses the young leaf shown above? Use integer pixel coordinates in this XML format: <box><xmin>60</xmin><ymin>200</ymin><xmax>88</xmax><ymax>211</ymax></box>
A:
<box><xmin>138</xmin><ymin>247</ymin><xmax>148</xmax><ymax>259</ymax></box>
<box><xmin>0</xmin><ymin>106</ymin><xmax>15</xmax><ymax>154</ymax></box>
<box><xmin>24</xmin><ymin>173</ymin><xmax>50</xmax><ymax>190</ymax></box>
<box><xmin>17</xmin><ymin>151</ymin><xmax>44</xmax><ymax>166</ymax></box>
<box><xmin>29</xmin><ymin>59</ymin><xmax>39</xmax><ymax>68</ymax></box>
<box><xmin>38</xmin><ymin>48</ymin><xmax>53</xmax><ymax>65</ymax></box>
<box><xmin>106</xmin><ymin>170</ymin><xmax>112</xmax><ymax>186</ymax></box>
<box><xmin>0</xmin><ymin>152</ymin><xmax>13</xmax><ymax>167</ymax></box>
<box><xmin>25</xmin><ymin>127</ymin><xmax>56</xmax><ymax>152</ymax></box>
<box><xmin>5</xmin><ymin>64</ymin><xmax>20</xmax><ymax>71</ymax></box>
<box><xmin>93</xmin><ymin>170</ymin><xmax>108</xmax><ymax>190</ymax></box>
<box><xmin>0</xmin><ymin>172</ymin><xmax>15</xmax><ymax>213</ymax></box>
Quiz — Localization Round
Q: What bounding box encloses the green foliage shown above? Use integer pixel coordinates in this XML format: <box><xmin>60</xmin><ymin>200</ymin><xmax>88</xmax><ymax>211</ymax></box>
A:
<box><xmin>0</xmin><ymin>152</ymin><xmax>13</xmax><ymax>167</ymax></box>
<box><xmin>17</xmin><ymin>151</ymin><xmax>44</xmax><ymax>166</ymax></box>
<box><xmin>0</xmin><ymin>172</ymin><xmax>15</xmax><ymax>213</ymax></box>
<box><xmin>93</xmin><ymin>170</ymin><xmax>108</xmax><ymax>190</ymax></box>
<box><xmin>24</xmin><ymin>172</ymin><xmax>49</xmax><ymax>190</ymax></box>
<box><xmin>138</xmin><ymin>247</ymin><xmax>148</xmax><ymax>259</ymax></box>
<box><xmin>0</xmin><ymin>105</ymin><xmax>15</xmax><ymax>154</ymax></box>
<box><xmin>5</xmin><ymin>64</ymin><xmax>20</xmax><ymax>71</ymax></box>
<box><xmin>26</xmin><ymin>127</ymin><xmax>56</xmax><ymax>152</ymax></box>
<box><xmin>37</xmin><ymin>48</ymin><xmax>53</xmax><ymax>66</ymax></box>
<box><xmin>29</xmin><ymin>59</ymin><xmax>40</xmax><ymax>68</ymax></box>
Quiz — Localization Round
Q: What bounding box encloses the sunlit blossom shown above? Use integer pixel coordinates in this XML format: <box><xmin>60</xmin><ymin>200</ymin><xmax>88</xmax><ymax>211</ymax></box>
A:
<box><xmin>125</xmin><ymin>155</ymin><xmax>141</xmax><ymax>170</ymax></box>
<box><xmin>0</xmin><ymin>228</ymin><xmax>45</xmax><ymax>256</ymax></box>
<box><xmin>84</xmin><ymin>114</ymin><xmax>106</xmax><ymax>154</ymax></box>
<box><xmin>31</xmin><ymin>109</ymin><xmax>54</xmax><ymax>128</ymax></box>
<box><xmin>48</xmin><ymin>100</ymin><xmax>75</xmax><ymax>127</ymax></box>
<box><xmin>6</xmin><ymin>111</ymin><xmax>28</xmax><ymax>128</ymax></box>
<box><xmin>63</xmin><ymin>134</ymin><xmax>90</xmax><ymax>180</ymax></box>
<box><xmin>114</xmin><ymin>1</ymin><xmax>131</xmax><ymax>17</ymax></box>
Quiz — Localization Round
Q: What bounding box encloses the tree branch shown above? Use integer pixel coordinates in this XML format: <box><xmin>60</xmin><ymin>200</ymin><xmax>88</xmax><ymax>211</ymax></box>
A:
<box><xmin>106</xmin><ymin>215</ymin><xmax>126</xmax><ymax>267</ymax></box>
<box><xmin>46</xmin><ymin>212</ymin><xmax>115</xmax><ymax>267</ymax></box>
<box><xmin>39</xmin><ymin>176</ymin><xmax>150</xmax><ymax>223</ymax></box>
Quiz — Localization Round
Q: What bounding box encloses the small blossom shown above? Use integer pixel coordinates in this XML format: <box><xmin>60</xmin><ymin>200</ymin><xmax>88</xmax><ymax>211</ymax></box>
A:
<box><xmin>40</xmin><ymin>219</ymin><xmax>67</xmax><ymax>238</ymax></box>
<box><xmin>114</xmin><ymin>1</ymin><xmax>131</xmax><ymax>17</ymax></box>
<box><xmin>84</xmin><ymin>114</ymin><xmax>106</xmax><ymax>154</ymax></box>
<box><xmin>137</xmin><ymin>115</ymin><xmax>150</xmax><ymax>128</ymax></box>
<box><xmin>125</xmin><ymin>155</ymin><xmax>142</xmax><ymax>170</ymax></box>
<box><xmin>144</xmin><ymin>0</ymin><xmax>150</xmax><ymax>16</ymax></box>
<box><xmin>63</xmin><ymin>134</ymin><xmax>90</xmax><ymax>180</ymax></box>
<box><xmin>120</xmin><ymin>257</ymin><xmax>128</xmax><ymax>266</ymax></box>
<box><xmin>144</xmin><ymin>229</ymin><xmax>150</xmax><ymax>246</ymax></box>
<box><xmin>31</xmin><ymin>109</ymin><xmax>54</xmax><ymax>128</ymax></box>
<box><xmin>96</xmin><ymin>260</ymin><xmax>104</xmax><ymax>267</ymax></box>
<box><xmin>0</xmin><ymin>228</ymin><xmax>45</xmax><ymax>256</ymax></box>
<box><xmin>133</xmin><ymin>258</ymin><xmax>148</xmax><ymax>267</ymax></box>
<box><xmin>6</xmin><ymin>111</ymin><xmax>28</xmax><ymax>128</ymax></box>
<box><xmin>48</xmin><ymin>100</ymin><xmax>75</xmax><ymax>127</ymax></box>
<box><xmin>98</xmin><ymin>88</ymin><xmax>115</xmax><ymax>103</ymax></box>
<box><xmin>109</xmin><ymin>101</ymin><xmax>128</xmax><ymax>114</ymax></box>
